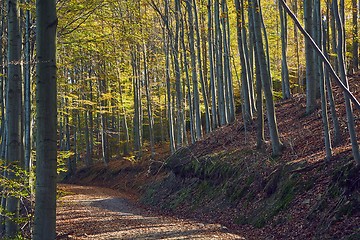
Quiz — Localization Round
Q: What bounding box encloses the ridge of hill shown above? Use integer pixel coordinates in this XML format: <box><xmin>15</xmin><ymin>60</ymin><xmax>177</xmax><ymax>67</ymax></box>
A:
<box><xmin>68</xmin><ymin>76</ymin><xmax>360</xmax><ymax>239</ymax></box>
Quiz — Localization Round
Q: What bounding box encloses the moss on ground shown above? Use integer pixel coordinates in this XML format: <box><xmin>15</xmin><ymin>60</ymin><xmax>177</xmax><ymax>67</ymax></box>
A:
<box><xmin>140</xmin><ymin>148</ymin><xmax>360</xmax><ymax>237</ymax></box>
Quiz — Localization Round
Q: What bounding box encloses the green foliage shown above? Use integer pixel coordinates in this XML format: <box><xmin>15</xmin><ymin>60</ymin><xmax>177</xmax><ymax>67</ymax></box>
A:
<box><xmin>0</xmin><ymin>160</ymin><xmax>31</xmax><ymax>199</ymax></box>
<box><xmin>58</xmin><ymin>150</ymin><xmax>75</xmax><ymax>174</ymax></box>
<box><xmin>0</xmin><ymin>160</ymin><xmax>33</xmax><ymax>238</ymax></box>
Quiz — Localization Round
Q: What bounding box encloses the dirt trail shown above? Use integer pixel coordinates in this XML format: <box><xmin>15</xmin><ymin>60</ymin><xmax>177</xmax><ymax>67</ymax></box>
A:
<box><xmin>56</xmin><ymin>184</ymin><xmax>245</xmax><ymax>239</ymax></box>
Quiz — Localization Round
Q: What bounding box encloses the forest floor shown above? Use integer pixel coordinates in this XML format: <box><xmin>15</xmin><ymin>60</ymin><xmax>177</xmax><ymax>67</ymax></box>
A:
<box><xmin>56</xmin><ymin>184</ymin><xmax>244</xmax><ymax>239</ymax></box>
<box><xmin>60</xmin><ymin>76</ymin><xmax>360</xmax><ymax>239</ymax></box>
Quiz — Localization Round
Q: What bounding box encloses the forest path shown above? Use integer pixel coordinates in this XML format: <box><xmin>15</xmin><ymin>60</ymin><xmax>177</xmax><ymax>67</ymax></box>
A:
<box><xmin>56</xmin><ymin>184</ymin><xmax>245</xmax><ymax>239</ymax></box>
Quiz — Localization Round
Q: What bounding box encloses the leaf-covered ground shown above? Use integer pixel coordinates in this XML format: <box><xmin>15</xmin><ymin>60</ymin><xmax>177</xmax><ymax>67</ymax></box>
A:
<box><xmin>56</xmin><ymin>184</ymin><xmax>244</xmax><ymax>239</ymax></box>
<box><xmin>62</xmin><ymin>76</ymin><xmax>360</xmax><ymax>239</ymax></box>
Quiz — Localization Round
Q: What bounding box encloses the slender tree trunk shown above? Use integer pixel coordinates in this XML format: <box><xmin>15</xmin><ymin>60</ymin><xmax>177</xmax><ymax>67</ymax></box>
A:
<box><xmin>180</xmin><ymin>9</ymin><xmax>196</xmax><ymax>144</ymax></box>
<box><xmin>304</xmin><ymin>0</ymin><xmax>317</xmax><ymax>113</ymax></box>
<box><xmin>251</xmin><ymin>0</ymin><xmax>283</xmax><ymax>156</ymax></box>
<box><xmin>87</xmin><ymin>78</ymin><xmax>94</xmax><ymax>163</ymax></box>
<box><xmin>279</xmin><ymin>1</ymin><xmax>291</xmax><ymax>99</ymax></box>
<box><xmin>292</xmin><ymin>0</ymin><xmax>302</xmax><ymax>92</ymax></box>
<box><xmin>143</xmin><ymin>44</ymin><xmax>155</xmax><ymax>157</ymax></box>
<box><xmin>325</xmin><ymin>64</ymin><xmax>341</xmax><ymax>146</ymax></box>
<box><xmin>222</xmin><ymin>0</ymin><xmax>235</xmax><ymax>123</ymax></box>
<box><xmin>186</xmin><ymin>0</ymin><xmax>202</xmax><ymax>140</ymax></box>
<box><xmin>33</xmin><ymin>0</ymin><xmax>57</xmax><ymax>238</ymax></box>
<box><xmin>330</xmin><ymin>2</ymin><xmax>339</xmax><ymax>74</ymax></box>
<box><xmin>352</xmin><ymin>0</ymin><xmax>359</xmax><ymax>71</ymax></box>
<box><xmin>235</xmin><ymin>0</ymin><xmax>253</xmax><ymax>125</ymax></box>
<box><xmin>174</xmin><ymin>0</ymin><xmax>185</xmax><ymax>147</ymax></box>
<box><xmin>193</xmin><ymin>0</ymin><xmax>211</xmax><ymax>133</ymax></box>
<box><xmin>132</xmin><ymin>51</ymin><xmax>142</xmax><ymax>158</ymax></box>
<box><xmin>214</xmin><ymin>0</ymin><xmax>227</xmax><ymax>126</ymax></box>
<box><xmin>164</xmin><ymin>27</ymin><xmax>176</xmax><ymax>153</ymax></box>
<box><xmin>333</xmin><ymin>0</ymin><xmax>360</xmax><ymax>163</ymax></box>
<box><xmin>65</xmin><ymin>104</ymin><xmax>75</xmax><ymax>176</ymax></box>
<box><xmin>0</xmin><ymin>0</ymin><xmax>5</xmax><ymax>233</ymax></box>
<box><xmin>319</xmin><ymin>12</ymin><xmax>332</xmax><ymax>161</ymax></box>
<box><xmin>24</xmin><ymin>0</ymin><xmax>31</xmax><ymax>172</ymax></box>
<box><xmin>98</xmin><ymin>61</ymin><xmax>109</xmax><ymax>165</ymax></box>
<box><xmin>254</xmin><ymin>40</ymin><xmax>265</xmax><ymax>149</ymax></box>
<box><xmin>5</xmin><ymin>0</ymin><xmax>22</xmax><ymax>236</ymax></box>
<box><xmin>207</xmin><ymin>0</ymin><xmax>218</xmax><ymax>129</ymax></box>
<box><xmin>247</xmin><ymin>0</ymin><xmax>256</xmax><ymax>113</ymax></box>
<box><xmin>84</xmin><ymin>110</ymin><xmax>92</xmax><ymax>167</ymax></box>
<box><xmin>0</xmin><ymin>0</ymin><xmax>4</xmax><ymax>143</ymax></box>
<box><xmin>118</xmin><ymin>79</ymin><xmax>129</xmax><ymax>155</ymax></box>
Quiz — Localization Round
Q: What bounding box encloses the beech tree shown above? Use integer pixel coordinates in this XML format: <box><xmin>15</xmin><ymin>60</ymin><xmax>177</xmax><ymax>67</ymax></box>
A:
<box><xmin>250</xmin><ymin>0</ymin><xmax>283</xmax><ymax>156</ymax></box>
<box><xmin>304</xmin><ymin>0</ymin><xmax>317</xmax><ymax>114</ymax></box>
<box><xmin>279</xmin><ymin>0</ymin><xmax>291</xmax><ymax>99</ymax></box>
<box><xmin>235</xmin><ymin>0</ymin><xmax>254</xmax><ymax>125</ymax></box>
<box><xmin>33</xmin><ymin>0</ymin><xmax>57</xmax><ymax>238</ymax></box>
<box><xmin>332</xmin><ymin>0</ymin><xmax>360</xmax><ymax>163</ymax></box>
<box><xmin>352</xmin><ymin>0</ymin><xmax>358</xmax><ymax>70</ymax></box>
<box><xmin>5</xmin><ymin>0</ymin><xmax>22</xmax><ymax>236</ymax></box>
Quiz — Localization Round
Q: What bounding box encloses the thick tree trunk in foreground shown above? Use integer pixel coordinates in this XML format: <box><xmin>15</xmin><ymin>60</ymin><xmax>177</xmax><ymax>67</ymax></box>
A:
<box><xmin>33</xmin><ymin>0</ymin><xmax>58</xmax><ymax>238</ymax></box>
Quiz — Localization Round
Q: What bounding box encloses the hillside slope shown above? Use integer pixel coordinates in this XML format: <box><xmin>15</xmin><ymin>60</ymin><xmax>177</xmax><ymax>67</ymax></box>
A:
<box><xmin>69</xmin><ymin>77</ymin><xmax>360</xmax><ymax>239</ymax></box>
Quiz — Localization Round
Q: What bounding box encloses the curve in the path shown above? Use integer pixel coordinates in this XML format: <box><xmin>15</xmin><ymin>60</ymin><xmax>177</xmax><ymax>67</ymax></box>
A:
<box><xmin>56</xmin><ymin>184</ymin><xmax>245</xmax><ymax>240</ymax></box>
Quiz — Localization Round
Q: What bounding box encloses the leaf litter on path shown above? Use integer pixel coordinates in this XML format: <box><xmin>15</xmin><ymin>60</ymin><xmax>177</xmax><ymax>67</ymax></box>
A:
<box><xmin>56</xmin><ymin>184</ymin><xmax>245</xmax><ymax>239</ymax></box>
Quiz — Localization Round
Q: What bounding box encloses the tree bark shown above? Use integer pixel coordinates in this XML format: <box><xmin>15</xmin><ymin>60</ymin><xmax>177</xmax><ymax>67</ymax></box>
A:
<box><xmin>279</xmin><ymin>1</ymin><xmax>291</xmax><ymax>99</ymax></box>
<box><xmin>251</xmin><ymin>0</ymin><xmax>283</xmax><ymax>156</ymax></box>
<box><xmin>33</xmin><ymin>0</ymin><xmax>57</xmax><ymax>238</ymax></box>
<box><xmin>5</xmin><ymin>0</ymin><xmax>22</xmax><ymax>236</ymax></box>
<box><xmin>304</xmin><ymin>0</ymin><xmax>317</xmax><ymax>113</ymax></box>
<box><xmin>332</xmin><ymin>0</ymin><xmax>360</xmax><ymax>163</ymax></box>
<box><xmin>352</xmin><ymin>0</ymin><xmax>359</xmax><ymax>71</ymax></box>
<box><xmin>186</xmin><ymin>0</ymin><xmax>202</xmax><ymax>140</ymax></box>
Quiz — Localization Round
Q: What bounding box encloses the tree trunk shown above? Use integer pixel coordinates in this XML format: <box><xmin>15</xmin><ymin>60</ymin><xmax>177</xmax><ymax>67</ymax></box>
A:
<box><xmin>332</xmin><ymin>0</ymin><xmax>360</xmax><ymax>163</ymax></box>
<box><xmin>235</xmin><ymin>0</ymin><xmax>253</xmax><ymax>125</ymax></box>
<box><xmin>0</xmin><ymin>0</ymin><xmax>5</xmax><ymax>232</ymax></box>
<box><xmin>118</xmin><ymin>79</ymin><xmax>129</xmax><ymax>155</ymax></box>
<box><xmin>222</xmin><ymin>0</ymin><xmax>235</xmax><ymax>123</ymax></box>
<box><xmin>5</xmin><ymin>0</ymin><xmax>22</xmax><ymax>236</ymax></box>
<box><xmin>174</xmin><ymin>0</ymin><xmax>185</xmax><ymax>147</ymax></box>
<box><xmin>186</xmin><ymin>0</ymin><xmax>202</xmax><ymax>140</ymax></box>
<box><xmin>143</xmin><ymin>44</ymin><xmax>155</xmax><ymax>157</ymax></box>
<box><xmin>352</xmin><ymin>0</ymin><xmax>359</xmax><ymax>71</ymax></box>
<box><xmin>84</xmin><ymin>110</ymin><xmax>92</xmax><ymax>167</ymax></box>
<box><xmin>24</xmin><ymin>0</ymin><xmax>31</xmax><ymax>172</ymax></box>
<box><xmin>33</xmin><ymin>0</ymin><xmax>57</xmax><ymax>238</ymax></box>
<box><xmin>319</xmin><ymin>12</ymin><xmax>332</xmax><ymax>161</ymax></box>
<box><xmin>180</xmin><ymin>8</ymin><xmax>196</xmax><ymax>144</ymax></box>
<box><xmin>279</xmin><ymin>1</ymin><xmax>291</xmax><ymax>99</ymax></box>
<box><xmin>193</xmin><ymin>0</ymin><xmax>211</xmax><ymax>133</ymax></box>
<box><xmin>254</xmin><ymin>42</ymin><xmax>265</xmax><ymax>149</ymax></box>
<box><xmin>165</xmin><ymin>33</ymin><xmax>176</xmax><ymax>153</ymax></box>
<box><xmin>214</xmin><ymin>0</ymin><xmax>227</xmax><ymax>126</ymax></box>
<box><xmin>132</xmin><ymin>50</ymin><xmax>142</xmax><ymax>158</ymax></box>
<box><xmin>207</xmin><ymin>0</ymin><xmax>218</xmax><ymax>130</ymax></box>
<box><xmin>251</xmin><ymin>0</ymin><xmax>283</xmax><ymax>156</ymax></box>
<box><xmin>304</xmin><ymin>0</ymin><xmax>317</xmax><ymax>113</ymax></box>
